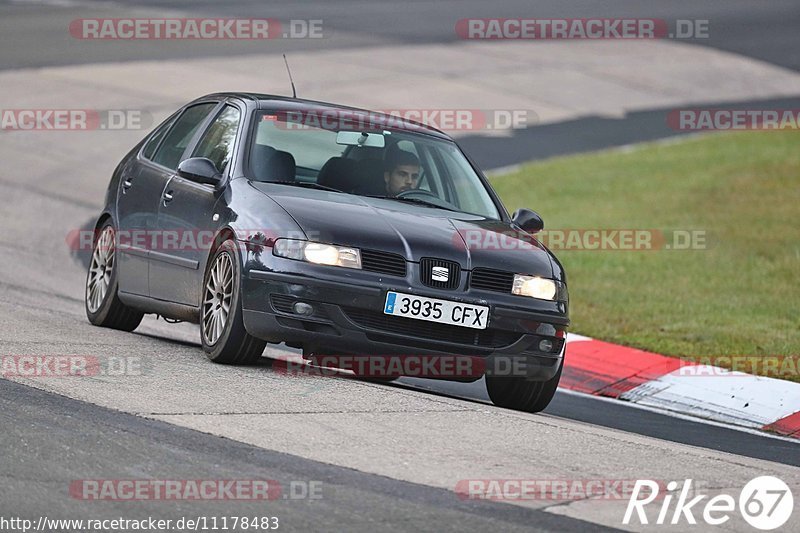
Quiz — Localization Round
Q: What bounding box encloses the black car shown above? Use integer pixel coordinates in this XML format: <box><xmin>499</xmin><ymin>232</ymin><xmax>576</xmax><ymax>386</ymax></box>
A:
<box><xmin>85</xmin><ymin>93</ymin><xmax>569</xmax><ymax>412</ymax></box>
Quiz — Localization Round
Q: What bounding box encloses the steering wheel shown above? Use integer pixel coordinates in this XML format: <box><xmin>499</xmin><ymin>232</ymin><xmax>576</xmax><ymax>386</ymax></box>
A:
<box><xmin>396</xmin><ymin>188</ymin><xmax>440</xmax><ymax>200</ymax></box>
<box><xmin>396</xmin><ymin>188</ymin><xmax>456</xmax><ymax>210</ymax></box>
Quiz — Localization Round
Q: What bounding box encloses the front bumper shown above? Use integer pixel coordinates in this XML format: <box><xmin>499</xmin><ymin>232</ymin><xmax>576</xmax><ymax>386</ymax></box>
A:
<box><xmin>241</xmin><ymin>260</ymin><xmax>569</xmax><ymax>381</ymax></box>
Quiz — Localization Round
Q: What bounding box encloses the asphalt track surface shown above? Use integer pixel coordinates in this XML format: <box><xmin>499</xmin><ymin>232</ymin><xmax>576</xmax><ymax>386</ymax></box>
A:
<box><xmin>0</xmin><ymin>379</ymin><xmax>608</xmax><ymax>533</ymax></box>
<box><xmin>2</xmin><ymin>0</ymin><xmax>800</xmax><ymax>170</ymax></box>
<box><xmin>1</xmin><ymin>1</ymin><xmax>799</xmax><ymax>531</ymax></box>
<box><xmin>1</xmin><ymin>0</ymin><xmax>799</xmax><ymax>71</ymax></box>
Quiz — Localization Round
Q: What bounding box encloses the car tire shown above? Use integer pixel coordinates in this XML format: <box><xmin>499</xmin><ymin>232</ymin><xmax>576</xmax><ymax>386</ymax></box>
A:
<box><xmin>85</xmin><ymin>222</ymin><xmax>144</xmax><ymax>332</ymax></box>
<box><xmin>485</xmin><ymin>357</ymin><xmax>563</xmax><ymax>413</ymax></box>
<box><xmin>201</xmin><ymin>239</ymin><xmax>267</xmax><ymax>365</ymax></box>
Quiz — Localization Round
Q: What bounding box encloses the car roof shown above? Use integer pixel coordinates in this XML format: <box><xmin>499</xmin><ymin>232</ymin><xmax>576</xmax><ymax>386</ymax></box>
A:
<box><xmin>191</xmin><ymin>92</ymin><xmax>453</xmax><ymax>141</ymax></box>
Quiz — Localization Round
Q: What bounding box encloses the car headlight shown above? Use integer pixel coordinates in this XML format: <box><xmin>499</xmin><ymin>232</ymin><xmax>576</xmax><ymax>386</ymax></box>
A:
<box><xmin>512</xmin><ymin>274</ymin><xmax>558</xmax><ymax>300</ymax></box>
<box><xmin>273</xmin><ymin>239</ymin><xmax>362</xmax><ymax>269</ymax></box>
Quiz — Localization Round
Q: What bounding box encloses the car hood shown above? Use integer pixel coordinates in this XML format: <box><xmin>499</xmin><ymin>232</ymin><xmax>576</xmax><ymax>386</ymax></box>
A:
<box><xmin>252</xmin><ymin>184</ymin><xmax>554</xmax><ymax>277</ymax></box>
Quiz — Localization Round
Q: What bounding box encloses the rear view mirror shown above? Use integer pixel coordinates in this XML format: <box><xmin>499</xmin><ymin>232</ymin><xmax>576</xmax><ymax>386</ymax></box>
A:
<box><xmin>512</xmin><ymin>208</ymin><xmax>544</xmax><ymax>233</ymax></box>
<box><xmin>177</xmin><ymin>157</ymin><xmax>223</xmax><ymax>187</ymax></box>
<box><xmin>336</xmin><ymin>131</ymin><xmax>385</xmax><ymax>148</ymax></box>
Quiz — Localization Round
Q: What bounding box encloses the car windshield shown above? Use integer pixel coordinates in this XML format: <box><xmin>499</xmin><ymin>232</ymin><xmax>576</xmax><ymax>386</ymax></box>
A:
<box><xmin>248</xmin><ymin>110</ymin><xmax>501</xmax><ymax>219</ymax></box>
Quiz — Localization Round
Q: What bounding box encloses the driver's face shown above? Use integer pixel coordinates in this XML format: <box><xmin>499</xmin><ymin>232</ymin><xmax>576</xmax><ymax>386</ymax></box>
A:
<box><xmin>385</xmin><ymin>164</ymin><xmax>421</xmax><ymax>196</ymax></box>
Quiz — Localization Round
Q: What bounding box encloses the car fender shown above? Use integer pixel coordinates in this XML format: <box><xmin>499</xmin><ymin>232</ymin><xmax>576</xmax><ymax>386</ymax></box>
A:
<box><xmin>205</xmin><ymin>178</ymin><xmax>307</xmax><ymax>281</ymax></box>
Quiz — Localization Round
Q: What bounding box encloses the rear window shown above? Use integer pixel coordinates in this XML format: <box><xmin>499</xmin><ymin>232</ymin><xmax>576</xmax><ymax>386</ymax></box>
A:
<box><xmin>254</xmin><ymin>116</ymin><xmax>344</xmax><ymax>171</ymax></box>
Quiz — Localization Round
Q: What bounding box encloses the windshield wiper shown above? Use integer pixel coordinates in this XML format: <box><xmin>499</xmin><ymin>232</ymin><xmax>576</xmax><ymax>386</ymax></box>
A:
<box><xmin>366</xmin><ymin>195</ymin><xmax>459</xmax><ymax>212</ymax></box>
<box><xmin>269</xmin><ymin>181</ymin><xmax>343</xmax><ymax>193</ymax></box>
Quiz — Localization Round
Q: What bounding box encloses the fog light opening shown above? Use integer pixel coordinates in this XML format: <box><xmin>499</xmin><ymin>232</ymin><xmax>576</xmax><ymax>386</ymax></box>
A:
<box><xmin>538</xmin><ymin>338</ymin><xmax>554</xmax><ymax>353</ymax></box>
<box><xmin>293</xmin><ymin>302</ymin><xmax>314</xmax><ymax>316</ymax></box>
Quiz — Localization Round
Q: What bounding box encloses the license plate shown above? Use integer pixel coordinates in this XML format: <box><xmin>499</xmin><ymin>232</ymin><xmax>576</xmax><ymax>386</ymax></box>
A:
<box><xmin>383</xmin><ymin>291</ymin><xmax>488</xmax><ymax>330</ymax></box>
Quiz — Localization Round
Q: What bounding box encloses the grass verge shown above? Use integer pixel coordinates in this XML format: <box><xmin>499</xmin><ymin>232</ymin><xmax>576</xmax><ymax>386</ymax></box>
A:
<box><xmin>490</xmin><ymin>131</ymin><xmax>800</xmax><ymax>377</ymax></box>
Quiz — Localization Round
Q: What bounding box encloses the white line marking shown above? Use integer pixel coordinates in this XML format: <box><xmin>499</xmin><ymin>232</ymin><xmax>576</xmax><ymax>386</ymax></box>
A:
<box><xmin>557</xmin><ymin>387</ymin><xmax>800</xmax><ymax>444</ymax></box>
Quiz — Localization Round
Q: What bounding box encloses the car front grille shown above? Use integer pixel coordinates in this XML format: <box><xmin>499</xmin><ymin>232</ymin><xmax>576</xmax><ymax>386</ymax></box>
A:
<box><xmin>419</xmin><ymin>258</ymin><xmax>460</xmax><ymax>290</ymax></box>
<box><xmin>361</xmin><ymin>249</ymin><xmax>407</xmax><ymax>277</ymax></box>
<box><xmin>470</xmin><ymin>268</ymin><xmax>514</xmax><ymax>293</ymax></box>
<box><xmin>342</xmin><ymin>307</ymin><xmax>521</xmax><ymax>348</ymax></box>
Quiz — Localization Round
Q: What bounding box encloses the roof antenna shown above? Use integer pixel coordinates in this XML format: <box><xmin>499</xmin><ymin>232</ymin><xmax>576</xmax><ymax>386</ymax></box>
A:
<box><xmin>283</xmin><ymin>54</ymin><xmax>297</xmax><ymax>98</ymax></box>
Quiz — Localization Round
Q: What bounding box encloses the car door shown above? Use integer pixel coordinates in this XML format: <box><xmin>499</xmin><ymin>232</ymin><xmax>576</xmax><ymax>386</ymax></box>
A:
<box><xmin>124</xmin><ymin>101</ymin><xmax>219</xmax><ymax>299</ymax></box>
<box><xmin>115</xmin><ymin>114</ymin><xmax>176</xmax><ymax>297</ymax></box>
<box><xmin>150</xmin><ymin>102</ymin><xmax>243</xmax><ymax>306</ymax></box>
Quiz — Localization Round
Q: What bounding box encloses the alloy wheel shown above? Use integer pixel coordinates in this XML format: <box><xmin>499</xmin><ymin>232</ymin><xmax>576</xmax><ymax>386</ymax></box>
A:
<box><xmin>86</xmin><ymin>226</ymin><xmax>115</xmax><ymax>313</ymax></box>
<box><xmin>202</xmin><ymin>252</ymin><xmax>234</xmax><ymax>345</ymax></box>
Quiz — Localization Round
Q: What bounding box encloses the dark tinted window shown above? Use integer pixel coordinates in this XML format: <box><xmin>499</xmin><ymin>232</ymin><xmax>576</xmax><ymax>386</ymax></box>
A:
<box><xmin>152</xmin><ymin>103</ymin><xmax>217</xmax><ymax>170</ymax></box>
<box><xmin>192</xmin><ymin>105</ymin><xmax>241</xmax><ymax>174</ymax></box>
<box><xmin>142</xmin><ymin>114</ymin><xmax>176</xmax><ymax>160</ymax></box>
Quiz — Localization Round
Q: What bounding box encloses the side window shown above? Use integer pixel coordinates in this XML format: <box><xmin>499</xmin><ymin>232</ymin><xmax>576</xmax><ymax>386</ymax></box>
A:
<box><xmin>152</xmin><ymin>103</ymin><xmax>217</xmax><ymax>170</ymax></box>
<box><xmin>142</xmin><ymin>114</ymin><xmax>175</xmax><ymax>160</ymax></box>
<box><xmin>192</xmin><ymin>105</ymin><xmax>241</xmax><ymax>174</ymax></box>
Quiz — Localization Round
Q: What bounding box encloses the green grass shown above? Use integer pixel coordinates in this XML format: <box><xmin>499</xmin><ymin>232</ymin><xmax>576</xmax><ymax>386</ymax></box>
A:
<box><xmin>490</xmin><ymin>131</ymin><xmax>800</xmax><ymax>369</ymax></box>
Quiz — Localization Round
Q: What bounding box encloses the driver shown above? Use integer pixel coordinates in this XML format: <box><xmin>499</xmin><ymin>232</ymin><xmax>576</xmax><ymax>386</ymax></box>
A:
<box><xmin>384</xmin><ymin>150</ymin><xmax>421</xmax><ymax>196</ymax></box>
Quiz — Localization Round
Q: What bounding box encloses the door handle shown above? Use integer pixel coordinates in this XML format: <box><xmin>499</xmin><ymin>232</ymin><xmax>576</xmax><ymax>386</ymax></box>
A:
<box><xmin>163</xmin><ymin>191</ymin><xmax>174</xmax><ymax>204</ymax></box>
<box><xmin>122</xmin><ymin>179</ymin><xmax>133</xmax><ymax>192</ymax></box>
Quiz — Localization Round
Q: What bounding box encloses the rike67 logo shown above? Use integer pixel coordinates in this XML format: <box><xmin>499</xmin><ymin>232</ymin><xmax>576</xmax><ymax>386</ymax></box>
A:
<box><xmin>624</xmin><ymin>476</ymin><xmax>794</xmax><ymax>530</ymax></box>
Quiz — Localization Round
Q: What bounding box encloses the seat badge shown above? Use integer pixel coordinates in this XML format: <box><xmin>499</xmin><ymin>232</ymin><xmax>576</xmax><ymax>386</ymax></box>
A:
<box><xmin>431</xmin><ymin>266</ymin><xmax>449</xmax><ymax>282</ymax></box>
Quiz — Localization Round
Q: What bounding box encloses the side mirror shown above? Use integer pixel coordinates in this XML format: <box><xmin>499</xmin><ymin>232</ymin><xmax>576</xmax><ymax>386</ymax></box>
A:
<box><xmin>177</xmin><ymin>157</ymin><xmax>223</xmax><ymax>188</ymax></box>
<box><xmin>512</xmin><ymin>208</ymin><xmax>544</xmax><ymax>233</ymax></box>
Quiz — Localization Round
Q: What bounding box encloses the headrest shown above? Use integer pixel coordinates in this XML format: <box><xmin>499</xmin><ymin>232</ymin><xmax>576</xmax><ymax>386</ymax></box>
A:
<box><xmin>316</xmin><ymin>157</ymin><xmax>359</xmax><ymax>192</ymax></box>
<box><xmin>250</xmin><ymin>144</ymin><xmax>296</xmax><ymax>182</ymax></box>
<box><xmin>269</xmin><ymin>150</ymin><xmax>296</xmax><ymax>182</ymax></box>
